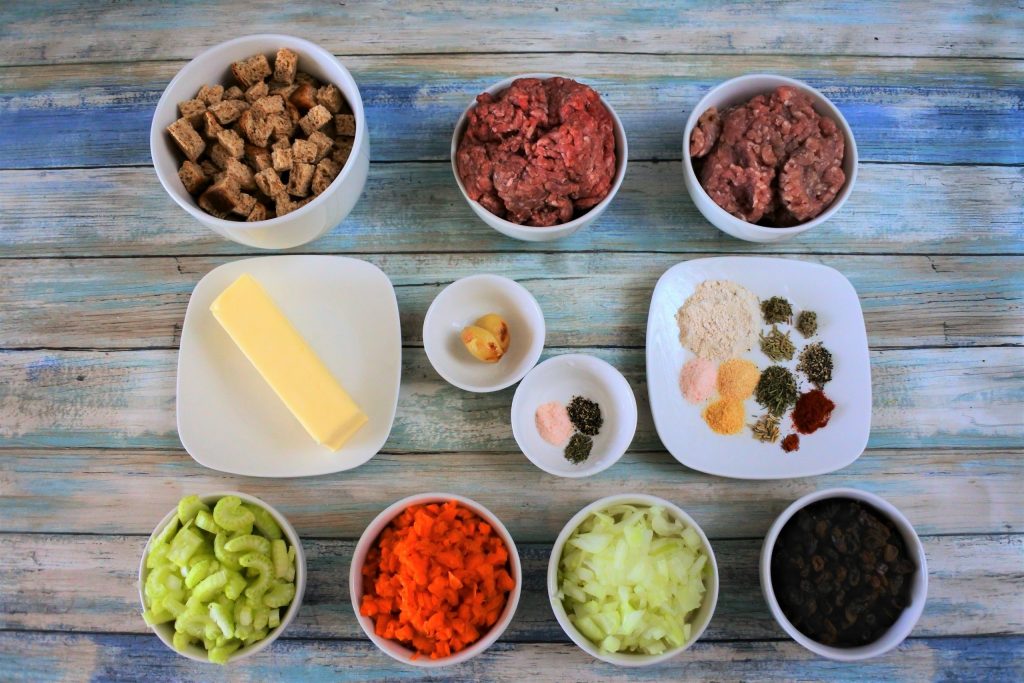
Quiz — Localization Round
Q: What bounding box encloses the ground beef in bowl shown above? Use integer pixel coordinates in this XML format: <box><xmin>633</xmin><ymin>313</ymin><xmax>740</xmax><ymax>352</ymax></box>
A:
<box><xmin>456</xmin><ymin>77</ymin><xmax>617</xmax><ymax>227</ymax></box>
<box><xmin>690</xmin><ymin>86</ymin><xmax>846</xmax><ymax>227</ymax></box>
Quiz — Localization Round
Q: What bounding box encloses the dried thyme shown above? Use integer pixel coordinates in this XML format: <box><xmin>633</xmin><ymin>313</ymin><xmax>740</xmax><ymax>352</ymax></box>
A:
<box><xmin>761</xmin><ymin>296</ymin><xmax>793</xmax><ymax>325</ymax></box>
<box><xmin>759</xmin><ymin>325</ymin><xmax>796</xmax><ymax>361</ymax></box>
<box><xmin>754</xmin><ymin>365</ymin><xmax>799</xmax><ymax>417</ymax></box>
<box><xmin>751</xmin><ymin>413</ymin><xmax>781</xmax><ymax>443</ymax></box>
<box><xmin>797</xmin><ymin>342</ymin><xmax>834</xmax><ymax>388</ymax></box>
<box><xmin>796</xmin><ymin>310</ymin><xmax>818</xmax><ymax>338</ymax></box>
<box><xmin>564</xmin><ymin>433</ymin><xmax>593</xmax><ymax>464</ymax></box>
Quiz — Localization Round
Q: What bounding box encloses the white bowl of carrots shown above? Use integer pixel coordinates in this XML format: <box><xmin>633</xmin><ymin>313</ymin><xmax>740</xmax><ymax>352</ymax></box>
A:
<box><xmin>350</xmin><ymin>493</ymin><xmax>522</xmax><ymax>667</ymax></box>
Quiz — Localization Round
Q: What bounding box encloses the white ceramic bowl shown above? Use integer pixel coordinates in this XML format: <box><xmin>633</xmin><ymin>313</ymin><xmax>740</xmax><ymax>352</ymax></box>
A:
<box><xmin>760</xmin><ymin>487</ymin><xmax>928</xmax><ymax>661</ymax></box>
<box><xmin>151</xmin><ymin>34</ymin><xmax>370</xmax><ymax>249</ymax></box>
<box><xmin>548</xmin><ymin>494</ymin><xmax>719</xmax><ymax>666</ymax></box>
<box><xmin>451</xmin><ymin>73</ymin><xmax>628</xmax><ymax>242</ymax></box>
<box><xmin>682</xmin><ymin>74</ymin><xmax>858</xmax><ymax>243</ymax></box>
<box><xmin>350</xmin><ymin>493</ymin><xmax>523</xmax><ymax>668</ymax></box>
<box><xmin>423</xmin><ymin>274</ymin><xmax>545</xmax><ymax>392</ymax></box>
<box><xmin>511</xmin><ymin>354</ymin><xmax>637</xmax><ymax>478</ymax></box>
<box><xmin>138</xmin><ymin>491</ymin><xmax>307</xmax><ymax>664</ymax></box>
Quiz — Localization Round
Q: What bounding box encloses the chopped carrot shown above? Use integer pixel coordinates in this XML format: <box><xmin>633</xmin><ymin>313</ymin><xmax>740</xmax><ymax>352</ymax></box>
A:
<box><xmin>359</xmin><ymin>500</ymin><xmax>515</xmax><ymax>659</ymax></box>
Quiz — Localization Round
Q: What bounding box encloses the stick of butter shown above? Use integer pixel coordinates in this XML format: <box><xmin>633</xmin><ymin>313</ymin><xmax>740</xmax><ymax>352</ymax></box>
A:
<box><xmin>210</xmin><ymin>273</ymin><xmax>367</xmax><ymax>451</ymax></box>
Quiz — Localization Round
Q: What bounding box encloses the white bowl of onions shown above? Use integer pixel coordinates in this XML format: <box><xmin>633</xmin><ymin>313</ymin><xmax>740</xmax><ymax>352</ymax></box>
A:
<box><xmin>547</xmin><ymin>494</ymin><xmax>719</xmax><ymax>666</ymax></box>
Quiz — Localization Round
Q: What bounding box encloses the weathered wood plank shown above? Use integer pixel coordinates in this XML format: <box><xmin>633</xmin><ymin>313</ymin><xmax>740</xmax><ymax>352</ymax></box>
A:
<box><xmin>1</xmin><ymin>254</ymin><xmax>1019</xmax><ymax>350</ymax></box>
<box><xmin>0</xmin><ymin>631</ymin><xmax>1020</xmax><ymax>683</ymax></box>
<box><xmin>2</xmin><ymin>1</ymin><xmax>1021</xmax><ymax>64</ymax></box>
<box><xmin>0</xmin><ymin>448</ymin><xmax>1018</xmax><ymax>539</ymax></box>
<box><xmin>1</xmin><ymin>164</ymin><xmax>1021</xmax><ymax>258</ymax></box>
<box><xmin>0</xmin><ymin>347</ymin><xmax>1019</xmax><ymax>451</ymax></box>
<box><xmin>1</xmin><ymin>533</ymin><xmax>1019</xmax><ymax>642</ymax></box>
<box><xmin>1</xmin><ymin>54</ymin><xmax>1021</xmax><ymax>168</ymax></box>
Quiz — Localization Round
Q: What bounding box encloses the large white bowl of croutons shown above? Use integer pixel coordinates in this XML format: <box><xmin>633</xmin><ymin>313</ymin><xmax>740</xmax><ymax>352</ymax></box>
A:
<box><xmin>151</xmin><ymin>34</ymin><xmax>369</xmax><ymax>249</ymax></box>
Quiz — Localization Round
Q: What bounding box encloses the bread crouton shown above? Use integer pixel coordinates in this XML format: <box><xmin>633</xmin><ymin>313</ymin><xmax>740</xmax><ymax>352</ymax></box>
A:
<box><xmin>197</xmin><ymin>84</ymin><xmax>224</xmax><ymax>106</ymax></box>
<box><xmin>288</xmin><ymin>83</ymin><xmax>317</xmax><ymax>111</ymax></box>
<box><xmin>273</xmin><ymin>48</ymin><xmax>299</xmax><ymax>85</ymax></box>
<box><xmin>291</xmin><ymin>138</ymin><xmax>318</xmax><ymax>164</ymax></box>
<box><xmin>298</xmin><ymin>105</ymin><xmax>332</xmax><ymax>136</ymax></box>
<box><xmin>271</xmin><ymin>138</ymin><xmax>292</xmax><ymax>173</ymax></box>
<box><xmin>252</xmin><ymin>94</ymin><xmax>285</xmax><ymax>117</ymax></box>
<box><xmin>295</xmin><ymin>71</ymin><xmax>316</xmax><ymax>86</ymax></box>
<box><xmin>231</xmin><ymin>192</ymin><xmax>257</xmax><ymax>217</ymax></box>
<box><xmin>237</xmin><ymin>109</ymin><xmax>273</xmax><ymax>147</ymax></box>
<box><xmin>198</xmin><ymin>177</ymin><xmax>241</xmax><ymax>217</ymax></box>
<box><xmin>224</xmin><ymin>85</ymin><xmax>244</xmax><ymax>100</ymax></box>
<box><xmin>200</xmin><ymin>110</ymin><xmax>224</xmax><ymax>140</ymax></box>
<box><xmin>209</xmin><ymin>99</ymin><xmax>249</xmax><ymax>125</ymax></box>
<box><xmin>331</xmin><ymin>136</ymin><xmax>354</xmax><ymax>165</ymax></box>
<box><xmin>231</xmin><ymin>54</ymin><xmax>271</xmax><ymax>89</ymax></box>
<box><xmin>316</xmin><ymin>84</ymin><xmax>344</xmax><ymax>114</ymax></box>
<box><xmin>200</xmin><ymin>159</ymin><xmax>219</xmax><ymax>177</ymax></box>
<box><xmin>286</xmin><ymin>162</ymin><xmax>315</xmax><ymax>197</ymax></box>
<box><xmin>247</xmin><ymin>201</ymin><xmax>270</xmax><ymax>222</ymax></box>
<box><xmin>224</xmin><ymin>158</ymin><xmax>256</xmax><ymax>191</ymax></box>
<box><xmin>270</xmin><ymin>82</ymin><xmax>299</xmax><ymax>99</ymax></box>
<box><xmin>244</xmin><ymin>81</ymin><xmax>269</xmax><ymax>103</ymax></box>
<box><xmin>178</xmin><ymin>99</ymin><xmax>207</xmax><ymax>127</ymax></box>
<box><xmin>275</xmin><ymin>194</ymin><xmax>295</xmax><ymax>216</ymax></box>
<box><xmin>311</xmin><ymin>157</ymin><xmax>342</xmax><ymax>195</ymax></box>
<box><xmin>167</xmin><ymin>117</ymin><xmax>206</xmax><ymax>162</ymax></box>
<box><xmin>178</xmin><ymin>159</ymin><xmax>209</xmax><ymax>195</ymax></box>
<box><xmin>244</xmin><ymin>144</ymin><xmax>272</xmax><ymax>172</ymax></box>
<box><xmin>215</xmin><ymin>129</ymin><xmax>246</xmax><ymax>158</ymax></box>
<box><xmin>307</xmin><ymin>130</ymin><xmax>334</xmax><ymax>161</ymax></box>
<box><xmin>334</xmin><ymin>113</ymin><xmax>356</xmax><ymax>137</ymax></box>
<box><xmin>255</xmin><ymin>167</ymin><xmax>287</xmax><ymax>198</ymax></box>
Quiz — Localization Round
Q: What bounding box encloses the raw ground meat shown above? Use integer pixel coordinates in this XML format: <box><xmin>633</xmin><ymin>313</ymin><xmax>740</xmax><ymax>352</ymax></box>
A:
<box><xmin>456</xmin><ymin>77</ymin><xmax>617</xmax><ymax>227</ymax></box>
<box><xmin>690</xmin><ymin>86</ymin><xmax>846</xmax><ymax>226</ymax></box>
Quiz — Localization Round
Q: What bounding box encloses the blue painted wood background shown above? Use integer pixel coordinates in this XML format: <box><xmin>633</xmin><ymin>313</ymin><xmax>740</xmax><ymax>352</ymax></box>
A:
<box><xmin>0</xmin><ymin>2</ymin><xmax>1021</xmax><ymax>681</ymax></box>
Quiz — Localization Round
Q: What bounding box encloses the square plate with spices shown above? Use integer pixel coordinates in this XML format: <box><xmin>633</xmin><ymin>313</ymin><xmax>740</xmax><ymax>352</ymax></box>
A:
<box><xmin>176</xmin><ymin>255</ymin><xmax>401</xmax><ymax>477</ymax></box>
<box><xmin>646</xmin><ymin>257</ymin><xmax>871</xmax><ymax>479</ymax></box>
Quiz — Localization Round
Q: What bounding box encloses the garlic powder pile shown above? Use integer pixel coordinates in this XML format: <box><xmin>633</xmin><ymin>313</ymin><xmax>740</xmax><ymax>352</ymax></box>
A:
<box><xmin>676</xmin><ymin>280</ymin><xmax>759</xmax><ymax>360</ymax></box>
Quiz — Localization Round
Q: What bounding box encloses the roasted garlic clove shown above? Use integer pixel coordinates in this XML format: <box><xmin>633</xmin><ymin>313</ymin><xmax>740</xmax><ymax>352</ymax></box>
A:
<box><xmin>461</xmin><ymin>324</ymin><xmax>504</xmax><ymax>363</ymax></box>
<box><xmin>474</xmin><ymin>313</ymin><xmax>510</xmax><ymax>352</ymax></box>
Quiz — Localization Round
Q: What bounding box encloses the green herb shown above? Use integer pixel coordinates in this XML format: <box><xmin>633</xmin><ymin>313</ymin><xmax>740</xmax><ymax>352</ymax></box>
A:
<box><xmin>759</xmin><ymin>325</ymin><xmax>796</xmax><ymax>361</ymax></box>
<box><xmin>754</xmin><ymin>365</ymin><xmax>799</xmax><ymax>417</ymax></box>
<box><xmin>761</xmin><ymin>296</ymin><xmax>793</xmax><ymax>325</ymax></box>
<box><xmin>751</xmin><ymin>413</ymin><xmax>781</xmax><ymax>443</ymax></box>
<box><xmin>567</xmin><ymin>396</ymin><xmax>603</xmax><ymax>436</ymax></box>
<box><xmin>564</xmin><ymin>433</ymin><xmax>593</xmax><ymax>464</ymax></box>
<box><xmin>797</xmin><ymin>342</ymin><xmax>834</xmax><ymax>388</ymax></box>
<box><xmin>796</xmin><ymin>310</ymin><xmax>818</xmax><ymax>338</ymax></box>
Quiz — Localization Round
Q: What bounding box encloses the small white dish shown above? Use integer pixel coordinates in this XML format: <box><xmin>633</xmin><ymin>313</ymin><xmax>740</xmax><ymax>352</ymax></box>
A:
<box><xmin>646</xmin><ymin>256</ymin><xmax>871</xmax><ymax>479</ymax></box>
<box><xmin>176</xmin><ymin>255</ymin><xmax>401</xmax><ymax>477</ymax></box>
<box><xmin>423</xmin><ymin>274</ymin><xmax>545</xmax><ymax>393</ymax></box>
<box><xmin>151</xmin><ymin>34</ymin><xmax>370</xmax><ymax>249</ymax></box>
<box><xmin>760</xmin><ymin>488</ymin><xmax>928</xmax><ymax>661</ymax></box>
<box><xmin>139</xmin><ymin>491</ymin><xmax>306</xmax><ymax>664</ymax></box>
<box><xmin>451</xmin><ymin>73</ymin><xmax>628</xmax><ymax>242</ymax></box>
<box><xmin>548</xmin><ymin>494</ymin><xmax>719</xmax><ymax>666</ymax></box>
<box><xmin>350</xmin><ymin>492</ymin><xmax>522</xmax><ymax>668</ymax></box>
<box><xmin>511</xmin><ymin>354</ymin><xmax>637</xmax><ymax>477</ymax></box>
<box><xmin>682</xmin><ymin>74</ymin><xmax>858</xmax><ymax>243</ymax></box>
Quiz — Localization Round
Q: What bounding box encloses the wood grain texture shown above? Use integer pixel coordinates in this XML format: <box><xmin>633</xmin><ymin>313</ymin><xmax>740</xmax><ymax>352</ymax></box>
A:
<box><xmin>1</xmin><ymin>448</ymin><xmax>1019</xmax><ymax>539</ymax></box>
<box><xmin>2</xmin><ymin>54</ymin><xmax>1021</xmax><ymax>168</ymax></box>
<box><xmin>1</xmin><ymin>164</ymin><xmax>1022</xmax><ymax>258</ymax></box>
<box><xmin>2</xmin><ymin>533</ymin><xmax>1020</xmax><ymax>641</ymax></box>
<box><xmin>2</xmin><ymin>1</ymin><xmax>1021</xmax><ymax>65</ymax></box>
<box><xmin>1</xmin><ymin>253</ymin><xmax>1020</xmax><ymax>349</ymax></box>
<box><xmin>0</xmin><ymin>631</ymin><xmax>1020</xmax><ymax>683</ymax></box>
<box><xmin>1</xmin><ymin>347</ymin><xmax>1020</xmax><ymax>451</ymax></box>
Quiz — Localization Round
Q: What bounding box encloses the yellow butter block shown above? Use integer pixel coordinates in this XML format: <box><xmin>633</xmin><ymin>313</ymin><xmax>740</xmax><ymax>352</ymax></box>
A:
<box><xmin>210</xmin><ymin>273</ymin><xmax>367</xmax><ymax>451</ymax></box>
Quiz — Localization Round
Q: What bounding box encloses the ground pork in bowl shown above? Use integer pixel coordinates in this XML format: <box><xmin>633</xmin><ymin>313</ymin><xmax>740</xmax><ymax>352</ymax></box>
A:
<box><xmin>683</xmin><ymin>74</ymin><xmax>858</xmax><ymax>243</ymax></box>
<box><xmin>451</xmin><ymin>74</ymin><xmax>628</xmax><ymax>242</ymax></box>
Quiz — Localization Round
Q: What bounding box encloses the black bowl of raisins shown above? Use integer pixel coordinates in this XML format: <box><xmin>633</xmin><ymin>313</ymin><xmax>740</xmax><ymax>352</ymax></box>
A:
<box><xmin>760</xmin><ymin>488</ymin><xmax>928</xmax><ymax>660</ymax></box>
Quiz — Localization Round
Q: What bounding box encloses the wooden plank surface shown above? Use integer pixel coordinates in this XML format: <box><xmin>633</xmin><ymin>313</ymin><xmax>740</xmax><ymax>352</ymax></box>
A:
<box><xmin>1</xmin><ymin>164</ymin><xmax>1022</xmax><ymax>258</ymax></box>
<box><xmin>2</xmin><ymin>534</ymin><xmax>1020</xmax><ymax>641</ymax></box>
<box><xmin>1</xmin><ymin>347</ymin><xmax>1020</xmax><ymax>451</ymax></box>
<box><xmin>2</xmin><ymin>54</ymin><xmax>1022</xmax><ymax>168</ymax></box>
<box><xmin>1</xmin><ymin>631</ymin><xmax>1020</xmax><ymax>683</ymax></box>
<box><xmin>1</xmin><ymin>254</ymin><xmax>1020</xmax><ymax>349</ymax></box>
<box><xmin>2</xmin><ymin>1</ymin><xmax>1021</xmax><ymax>65</ymax></box>
<box><xmin>1</xmin><ymin>448</ymin><xmax>1018</xmax><ymax>539</ymax></box>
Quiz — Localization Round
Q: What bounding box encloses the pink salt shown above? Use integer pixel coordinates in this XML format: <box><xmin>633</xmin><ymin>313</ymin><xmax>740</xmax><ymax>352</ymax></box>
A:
<box><xmin>680</xmin><ymin>357</ymin><xmax>716</xmax><ymax>403</ymax></box>
<box><xmin>535</xmin><ymin>401</ymin><xmax>573</xmax><ymax>446</ymax></box>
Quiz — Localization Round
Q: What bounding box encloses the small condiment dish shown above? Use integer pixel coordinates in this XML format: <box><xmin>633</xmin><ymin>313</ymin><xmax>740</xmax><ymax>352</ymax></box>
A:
<box><xmin>151</xmin><ymin>34</ymin><xmax>369</xmax><ymax>249</ymax></box>
<box><xmin>682</xmin><ymin>74</ymin><xmax>858</xmax><ymax>243</ymax></box>
<box><xmin>760</xmin><ymin>487</ymin><xmax>928</xmax><ymax>661</ymax></box>
<box><xmin>548</xmin><ymin>494</ymin><xmax>719</xmax><ymax>666</ymax></box>
<box><xmin>511</xmin><ymin>354</ymin><xmax>637</xmax><ymax>477</ymax></box>
<box><xmin>138</xmin><ymin>491</ymin><xmax>307</xmax><ymax>664</ymax></box>
<box><xmin>350</xmin><ymin>492</ymin><xmax>523</xmax><ymax>668</ymax></box>
<box><xmin>451</xmin><ymin>73</ymin><xmax>628</xmax><ymax>242</ymax></box>
<box><xmin>423</xmin><ymin>274</ymin><xmax>545</xmax><ymax>393</ymax></box>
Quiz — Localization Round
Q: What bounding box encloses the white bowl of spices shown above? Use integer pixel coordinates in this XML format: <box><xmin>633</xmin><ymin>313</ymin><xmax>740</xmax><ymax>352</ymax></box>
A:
<box><xmin>511</xmin><ymin>354</ymin><xmax>638</xmax><ymax>477</ymax></box>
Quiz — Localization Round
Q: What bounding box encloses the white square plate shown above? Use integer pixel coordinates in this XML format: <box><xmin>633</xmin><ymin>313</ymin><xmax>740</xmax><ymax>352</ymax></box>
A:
<box><xmin>177</xmin><ymin>255</ymin><xmax>401</xmax><ymax>477</ymax></box>
<box><xmin>646</xmin><ymin>257</ymin><xmax>871</xmax><ymax>479</ymax></box>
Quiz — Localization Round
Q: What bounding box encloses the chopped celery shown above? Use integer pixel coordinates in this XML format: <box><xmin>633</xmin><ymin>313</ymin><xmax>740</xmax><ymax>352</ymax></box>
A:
<box><xmin>172</xmin><ymin>631</ymin><xmax>193</xmax><ymax>653</ymax></box>
<box><xmin>178</xmin><ymin>495</ymin><xmax>210</xmax><ymax>525</ymax></box>
<box><xmin>155</xmin><ymin>518</ymin><xmax>179</xmax><ymax>546</ymax></box>
<box><xmin>192</xmin><ymin>570</ymin><xmax>228</xmax><ymax>603</ymax></box>
<box><xmin>239</xmin><ymin>553</ymin><xmax>273</xmax><ymax>601</ymax></box>
<box><xmin>195</xmin><ymin>509</ymin><xmax>223</xmax><ymax>535</ymax></box>
<box><xmin>214</xmin><ymin>532</ymin><xmax>242</xmax><ymax>572</ymax></box>
<box><xmin>268</xmin><ymin>608</ymin><xmax>280</xmax><ymax>629</ymax></box>
<box><xmin>212</xmin><ymin>496</ymin><xmax>255</xmax><ymax>533</ymax></box>
<box><xmin>224</xmin><ymin>534</ymin><xmax>271</xmax><ymax>556</ymax></box>
<box><xmin>271</xmin><ymin>539</ymin><xmax>289</xmax><ymax>579</ymax></box>
<box><xmin>209</xmin><ymin>602</ymin><xmax>234</xmax><ymax>638</ymax></box>
<box><xmin>224</xmin><ymin>569</ymin><xmax>247</xmax><ymax>601</ymax></box>
<box><xmin>208</xmin><ymin>641</ymin><xmax>240</xmax><ymax>664</ymax></box>
<box><xmin>167</xmin><ymin>524</ymin><xmax>205</xmax><ymax>567</ymax></box>
<box><xmin>245</xmin><ymin>504</ymin><xmax>282</xmax><ymax>541</ymax></box>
